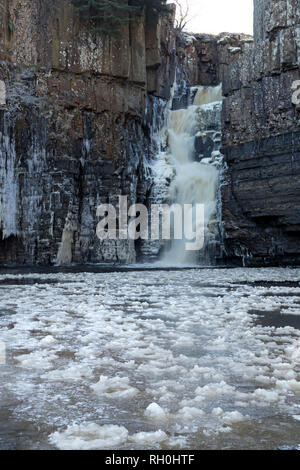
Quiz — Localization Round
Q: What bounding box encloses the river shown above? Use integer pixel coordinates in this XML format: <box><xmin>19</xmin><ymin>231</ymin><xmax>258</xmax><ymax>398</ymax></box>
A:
<box><xmin>0</xmin><ymin>267</ymin><xmax>299</xmax><ymax>450</ymax></box>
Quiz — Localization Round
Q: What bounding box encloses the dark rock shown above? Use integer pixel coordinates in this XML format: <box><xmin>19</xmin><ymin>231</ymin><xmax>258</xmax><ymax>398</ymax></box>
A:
<box><xmin>221</xmin><ymin>0</ymin><xmax>300</xmax><ymax>266</ymax></box>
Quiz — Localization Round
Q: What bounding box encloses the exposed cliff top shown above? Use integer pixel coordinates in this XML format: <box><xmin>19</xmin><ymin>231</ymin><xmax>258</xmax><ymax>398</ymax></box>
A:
<box><xmin>180</xmin><ymin>31</ymin><xmax>253</xmax><ymax>45</ymax></box>
<box><xmin>175</xmin><ymin>30</ymin><xmax>254</xmax><ymax>87</ymax></box>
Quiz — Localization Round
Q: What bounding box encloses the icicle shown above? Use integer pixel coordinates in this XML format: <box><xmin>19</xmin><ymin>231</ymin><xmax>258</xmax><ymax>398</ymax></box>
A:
<box><xmin>0</xmin><ymin>117</ymin><xmax>18</xmax><ymax>239</ymax></box>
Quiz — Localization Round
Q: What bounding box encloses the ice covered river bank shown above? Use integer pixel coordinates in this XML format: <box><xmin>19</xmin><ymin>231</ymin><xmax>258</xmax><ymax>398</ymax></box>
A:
<box><xmin>0</xmin><ymin>267</ymin><xmax>299</xmax><ymax>450</ymax></box>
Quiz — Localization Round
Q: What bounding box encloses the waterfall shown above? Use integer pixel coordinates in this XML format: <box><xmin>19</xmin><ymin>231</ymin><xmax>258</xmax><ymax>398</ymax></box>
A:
<box><xmin>153</xmin><ymin>84</ymin><xmax>223</xmax><ymax>266</ymax></box>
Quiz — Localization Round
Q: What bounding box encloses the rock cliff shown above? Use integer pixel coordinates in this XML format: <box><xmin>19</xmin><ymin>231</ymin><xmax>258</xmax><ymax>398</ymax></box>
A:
<box><xmin>221</xmin><ymin>0</ymin><xmax>300</xmax><ymax>265</ymax></box>
<box><xmin>1</xmin><ymin>0</ymin><xmax>299</xmax><ymax>267</ymax></box>
<box><xmin>0</xmin><ymin>0</ymin><xmax>176</xmax><ymax>265</ymax></box>
<box><xmin>0</xmin><ymin>0</ymin><xmax>251</xmax><ymax>266</ymax></box>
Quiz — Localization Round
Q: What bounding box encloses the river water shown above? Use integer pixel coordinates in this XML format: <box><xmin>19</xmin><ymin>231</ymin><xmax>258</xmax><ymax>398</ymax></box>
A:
<box><xmin>0</xmin><ymin>267</ymin><xmax>299</xmax><ymax>450</ymax></box>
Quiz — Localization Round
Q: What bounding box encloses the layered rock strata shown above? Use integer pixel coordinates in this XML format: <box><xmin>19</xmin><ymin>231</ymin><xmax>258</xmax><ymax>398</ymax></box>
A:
<box><xmin>0</xmin><ymin>0</ymin><xmax>176</xmax><ymax>265</ymax></box>
<box><xmin>221</xmin><ymin>0</ymin><xmax>300</xmax><ymax>265</ymax></box>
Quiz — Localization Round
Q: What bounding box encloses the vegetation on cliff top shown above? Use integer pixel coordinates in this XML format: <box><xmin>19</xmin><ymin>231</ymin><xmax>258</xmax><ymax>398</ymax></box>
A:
<box><xmin>70</xmin><ymin>0</ymin><xmax>169</xmax><ymax>35</ymax></box>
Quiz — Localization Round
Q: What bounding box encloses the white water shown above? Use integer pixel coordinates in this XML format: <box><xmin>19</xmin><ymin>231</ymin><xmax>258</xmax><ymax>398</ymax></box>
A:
<box><xmin>160</xmin><ymin>85</ymin><xmax>223</xmax><ymax>266</ymax></box>
<box><xmin>0</xmin><ymin>268</ymin><xmax>300</xmax><ymax>449</ymax></box>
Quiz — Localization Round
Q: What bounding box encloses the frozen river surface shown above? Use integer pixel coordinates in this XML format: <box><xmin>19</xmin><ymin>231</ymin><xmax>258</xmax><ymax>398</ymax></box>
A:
<box><xmin>0</xmin><ymin>267</ymin><xmax>300</xmax><ymax>450</ymax></box>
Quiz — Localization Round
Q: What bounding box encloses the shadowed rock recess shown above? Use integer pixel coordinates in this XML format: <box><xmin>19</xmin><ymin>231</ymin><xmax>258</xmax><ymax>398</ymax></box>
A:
<box><xmin>0</xmin><ymin>0</ymin><xmax>299</xmax><ymax>267</ymax></box>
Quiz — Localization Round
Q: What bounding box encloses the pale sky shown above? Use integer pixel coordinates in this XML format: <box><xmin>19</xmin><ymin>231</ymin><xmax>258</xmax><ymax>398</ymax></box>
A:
<box><xmin>168</xmin><ymin>0</ymin><xmax>254</xmax><ymax>35</ymax></box>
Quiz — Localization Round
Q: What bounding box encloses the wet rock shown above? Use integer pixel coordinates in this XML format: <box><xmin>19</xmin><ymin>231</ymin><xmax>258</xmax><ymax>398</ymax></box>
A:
<box><xmin>0</xmin><ymin>0</ymin><xmax>177</xmax><ymax>265</ymax></box>
<box><xmin>221</xmin><ymin>0</ymin><xmax>300</xmax><ymax>266</ymax></box>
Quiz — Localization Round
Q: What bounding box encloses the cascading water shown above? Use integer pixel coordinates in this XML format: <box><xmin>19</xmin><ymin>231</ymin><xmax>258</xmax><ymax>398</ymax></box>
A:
<box><xmin>152</xmin><ymin>83</ymin><xmax>223</xmax><ymax>266</ymax></box>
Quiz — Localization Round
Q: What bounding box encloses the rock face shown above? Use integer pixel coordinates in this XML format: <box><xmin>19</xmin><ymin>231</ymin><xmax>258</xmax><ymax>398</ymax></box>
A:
<box><xmin>171</xmin><ymin>32</ymin><xmax>253</xmax><ymax>110</ymax></box>
<box><xmin>0</xmin><ymin>0</ymin><xmax>251</xmax><ymax>267</ymax></box>
<box><xmin>1</xmin><ymin>0</ymin><xmax>298</xmax><ymax>267</ymax></box>
<box><xmin>177</xmin><ymin>32</ymin><xmax>253</xmax><ymax>87</ymax></box>
<box><xmin>221</xmin><ymin>0</ymin><xmax>300</xmax><ymax>265</ymax></box>
<box><xmin>0</xmin><ymin>0</ymin><xmax>177</xmax><ymax>265</ymax></box>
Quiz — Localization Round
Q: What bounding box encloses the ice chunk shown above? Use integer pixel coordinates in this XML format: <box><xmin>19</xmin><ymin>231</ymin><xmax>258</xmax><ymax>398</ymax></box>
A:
<box><xmin>130</xmin><ymin>430</ymin><xmax>167</xmax><ymax>446</ymax></box>
<box><xmin>49</xmin><ymin>423</ymin><xmax>128</xmax><ymax>450</ymax></box>
<box><xmin>145</xmin><ymin>403</ymin><xmax>168</xmax><ymax>420</ymax></box>
<box><xmin>91</xmin><ymin>375</ymin><xmax>138</xmax><ymax>399</ymax></box>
